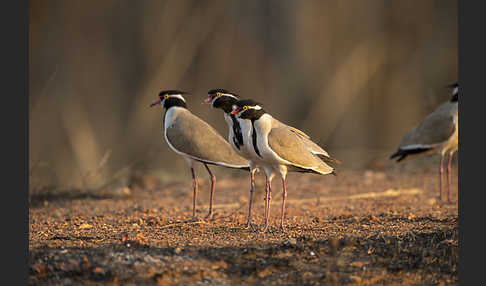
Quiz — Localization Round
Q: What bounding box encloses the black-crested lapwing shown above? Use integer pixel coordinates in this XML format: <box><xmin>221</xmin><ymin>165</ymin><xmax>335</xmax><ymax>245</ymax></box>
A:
<box><xmin>231</xmin><ymin>100</ymin><xmax>340</xmax><ymax>231</ymax></box>
<box><xmin>205</xmin><ymin>89</ymin><xmax>262</xmax><ymax>228</ymax></box>
<box><xmin>390</xmin><ymin>82</ymin><xmax>459</xmax><ymax>202</ymax></box>
<box><xmin>150</xmin><ymin>90</ymin><xmax>249</xmax><ymax>219</ymax></box>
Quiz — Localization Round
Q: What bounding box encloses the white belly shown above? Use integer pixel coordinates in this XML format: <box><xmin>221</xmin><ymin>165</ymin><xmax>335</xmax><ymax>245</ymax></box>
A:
<box><xmin>163</xmin><ymin>107</ymin><xmax>190</xmax><ymax>158</ymax></box>
<box><xmin>441</xmin><ymin>114</ymin><xmax>458</xmax><ymax>155</ymax></box>
<box><xmin>254</xmin><ymin>115</ymin><xmax>293</xmax><ymax>166</ymax></box>
<box><xmin>224</xmin><ymin>113</ymin><xmax>266</xmax><ymax>174</ymax></box>
<box><xmin>244</xmin><ymin>115</ymin><xmax>289</xmax><ymax>179</ymax></box>
<box><xmin>240</xmin><ymin>120</ymin><xmax>262</xmax><ymax>162</ymax></box>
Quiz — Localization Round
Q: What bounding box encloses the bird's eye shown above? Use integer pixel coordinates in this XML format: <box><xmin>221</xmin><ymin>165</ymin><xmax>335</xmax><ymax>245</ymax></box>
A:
<box><xmin>216</xmin><ymin>92</ymin><xmax>222</xmax><ymax>97</ymax></box>
<box><xmin>164</xmin><ymin>94</ymin><xmax>169</xmax><ymax>99</ymax></box>
<box><xmin>243</xmin><ymin>106</ymin><xmax>248</xmax><ymax>110</ymax></box>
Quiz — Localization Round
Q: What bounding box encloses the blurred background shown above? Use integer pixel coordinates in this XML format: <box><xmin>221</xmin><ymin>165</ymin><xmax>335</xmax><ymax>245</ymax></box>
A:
<box><xmin>29</xmin><ymin>0</ymin><xmax>457</xmax><ymax>193</ymax></box>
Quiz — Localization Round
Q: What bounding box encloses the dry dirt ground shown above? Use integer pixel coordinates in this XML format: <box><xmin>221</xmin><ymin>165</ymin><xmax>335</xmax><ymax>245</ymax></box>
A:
<box><xmin>29</xmin><ymin>168</ymin><xmax>458</xmax><ymax>286</ymax></box>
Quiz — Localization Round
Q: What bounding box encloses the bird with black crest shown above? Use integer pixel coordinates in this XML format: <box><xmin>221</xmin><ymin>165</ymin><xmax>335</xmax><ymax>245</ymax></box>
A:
<box><xmin>205</xmin><ymin>89</ymin><xmax>264</xmax><ymax>229</ymax></box>
<box><xmin>150</xmin><ymin>90</ymin><xmax>249</xmax><ymax>220</ymax></box>
<box><xmin>390</xmin><ymin>82</ymin><xmax>459</xmax><ymax>202</ymax></box>
<box><xmin>231</xmin><ymin>99</ymin><xmax>340</xmax><ymax>232</ymax></box>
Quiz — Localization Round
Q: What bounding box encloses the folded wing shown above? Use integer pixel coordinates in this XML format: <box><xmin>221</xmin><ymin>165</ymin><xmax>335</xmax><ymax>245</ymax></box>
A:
<box><xmin>166</xmin><ymin>112</ymin><xmax>249</xmax><ymax>169</ymax></box>
<box><xmin>267</xmin><ymin>127</ymin><xmax>335</xmax><ymax>175</ymax></box>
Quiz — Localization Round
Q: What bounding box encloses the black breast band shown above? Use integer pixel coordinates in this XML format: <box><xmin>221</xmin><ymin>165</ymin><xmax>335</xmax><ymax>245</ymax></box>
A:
<box><xmin>230</xmin><ymin>114</ymin><xmax>243</xmax><ymax>150</ymax></box>
<box><xmin>251</xmin><ymin>120</ymin><xmax>262</xmax><ymax>157</ymax></box>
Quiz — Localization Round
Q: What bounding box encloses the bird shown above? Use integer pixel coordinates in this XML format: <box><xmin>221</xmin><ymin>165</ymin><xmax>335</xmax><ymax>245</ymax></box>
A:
<box><xmin>230</xmin><ymin>99</ymin><xmax>340</xmax><ymax>232</ymax></box>
<box><xmin>390</xmin><ymin>82</ymin><xmax>459</xmax><ymax>202</ymax></box>
<box><xmin>150</xmin><ymin>90</ymin><xmax>249</xmax><ymax>220</ymax></box>
<box><xmin>204</xmin><ymin>89</ymin><xmax>263</xmax><ymax>228</ymax></box>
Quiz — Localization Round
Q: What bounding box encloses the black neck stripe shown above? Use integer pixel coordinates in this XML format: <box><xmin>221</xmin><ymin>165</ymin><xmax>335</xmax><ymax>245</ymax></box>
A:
<box><xmin>230</xmin><ymin>115</ymin><xmax>243</xmax><ymax>150</ymax></box>
<box><xmin>251</xmin><ymin>120</ymin><xmax>262</xmax><ymax>158</ymax></box>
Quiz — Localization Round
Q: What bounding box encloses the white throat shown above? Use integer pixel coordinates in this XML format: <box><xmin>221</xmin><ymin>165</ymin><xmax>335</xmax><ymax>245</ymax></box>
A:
<box><xmin>453</xmin><ymin>87</ymin><xmax>458</xmax><ymax>96</ymax></box>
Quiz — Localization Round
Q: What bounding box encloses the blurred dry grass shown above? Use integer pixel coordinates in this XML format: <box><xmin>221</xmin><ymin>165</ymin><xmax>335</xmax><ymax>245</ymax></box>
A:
<box><xmin>29</xmin><ymin>0</ymin><xmax>457</xmax><ymax>192</ymax></box>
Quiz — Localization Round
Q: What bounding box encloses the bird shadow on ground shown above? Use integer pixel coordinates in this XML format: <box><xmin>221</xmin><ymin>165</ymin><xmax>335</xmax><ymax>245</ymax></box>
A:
<box><xmin>29</xmin><ymin>226</ymin><xmax>457</xmax><ymax>286</ymax></box>
<box><xmin>29</xmin><ymin>189</ymin><xmax>121</xmax><ymax>209</ymax></box>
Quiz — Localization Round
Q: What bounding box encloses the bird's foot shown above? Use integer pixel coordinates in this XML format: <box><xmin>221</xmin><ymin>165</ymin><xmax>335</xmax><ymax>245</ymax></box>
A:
<box><xmin>245</xmin><ymin>220</ymin><xmax>257</xmax><ymax>231</ymax></box>
<box><xmin>261</xmin><ymin>223</ymin><xmax>270</xmax><ymax>233</ymax></box>
<box><xmin>204</xmin><ymin>212</ymin><xmax>213</xmax><ymax>221</ymax></box>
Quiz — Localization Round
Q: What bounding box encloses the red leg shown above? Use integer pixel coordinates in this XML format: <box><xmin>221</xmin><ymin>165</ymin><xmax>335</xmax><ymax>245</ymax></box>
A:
<box><xmin>439</xmin><ymin>154</ymin><xmax>444</xmax><ymax>201</ymax></box>
<box><xmin>447</xmin><ymin>153</ymin><xmax>453</xmax><ymax>203</ymax></box>
<box><xmin>203</xmin><ymin>164</ymin><xmax>216</xmax><ymax>220</ymax></box>
<box><xmin>245</xmin><ymin>168</ymin><xmax>256</xmax><ymax>228</ymax></box>
<box><xmin>263</xmin><ymin>179</ymin><xmax>269</xmax><ymax>229</ymax></box>
<box><xmin>190</xmin><ymin>167</ymin><xmax>198</xmax><ymax>218</ymax></box>
<box><xmin>280</xmin><ymin>178</ymin><xmax>288</xmax><ymax>231</ymax></box>
<box><xmin>263</xmin><ymin>179</ymin><xmax>272</xmax><ymax>233</ymax></box>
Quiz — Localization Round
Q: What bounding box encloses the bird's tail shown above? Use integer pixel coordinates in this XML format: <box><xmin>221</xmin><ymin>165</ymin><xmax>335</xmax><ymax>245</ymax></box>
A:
<box><xmin>390</xmin><ymin>147</ymin><xmax>432</xmax><ymax>162</ymax></box>
<box><xmin>316</xmin><ymin>154</ymin><xmax>341</xmax><ymax>166</ymax></box>
<box><xmin>390</xmin><ymin>150</ymin><xmax>407</xmax><ymax>162</ymax></box>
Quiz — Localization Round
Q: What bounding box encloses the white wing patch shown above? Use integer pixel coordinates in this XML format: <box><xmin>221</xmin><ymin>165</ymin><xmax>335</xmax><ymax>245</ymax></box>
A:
<box><xmin>221</xmin><ymin>93</ymin><xmax>238</xmax><ymax>99</ymax></box>
<box><xmin>171</xmin><ymin>94</ymin><xmax>186</xmax><ymax>102</ymax></box>
<box><xmin>248</xmin><ymin>105</ymin><xmax>262</xmax><ymax>110</ymax></box>
<box><xmin>400</xmin><ymin>144</ymin><xmax>437</xmax><ymax>150</ymax></box>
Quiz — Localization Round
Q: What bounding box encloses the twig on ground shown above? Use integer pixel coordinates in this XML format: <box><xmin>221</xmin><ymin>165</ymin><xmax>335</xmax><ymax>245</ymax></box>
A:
<box><xmin>159</xmin><ymin>220</ymin><xmax>209</xmax><ymax>229</ymax></box>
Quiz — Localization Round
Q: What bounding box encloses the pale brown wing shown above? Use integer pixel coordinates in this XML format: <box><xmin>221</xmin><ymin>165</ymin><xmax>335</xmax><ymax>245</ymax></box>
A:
<box><xmin>271</xmin><ymin>117</ymin><xmax>339</xmax><ymax>162</ymax></box>
<box><xmin>399</xmin><ymin>111</ymin><xmax>455</xmax><ymax>148</ymax></box>
<box><xmin>267</xmin><ymin>127</ymin><xmax>334</xmax><ymax>175</ymax></box>
<box><xmin>166</xmin><ymin>111</ymin><xmax>249</xmax><ymax>168</ymax></box>
<box><xmin>271</xmin><ymin>118</ymin><xmax>311</xmax><ymax>139</ymax></box>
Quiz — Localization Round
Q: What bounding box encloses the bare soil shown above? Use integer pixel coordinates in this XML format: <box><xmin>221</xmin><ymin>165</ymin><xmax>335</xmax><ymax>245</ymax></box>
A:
<box><xmin>29</xmin><ymin>168</ymin><xmax>458</xmax><ymax>286</ymax></box>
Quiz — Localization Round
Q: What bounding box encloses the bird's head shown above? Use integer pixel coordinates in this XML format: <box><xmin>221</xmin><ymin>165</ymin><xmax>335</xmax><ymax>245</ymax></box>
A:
<box><xmin>230</xmin><ymin>99</ymin><xmax>265</xmax><ymax>120</ymax></box>
<box><xmin>150</xmin><ymin>90</ymin><xmax>188</xmax><ymax>109</ymax></box>
<box><xmin>447</xmin><ymin>82</ymin><xmax>458</xmax><ymax>102</ymax></box>
<box><xmin>204</xmin><ymin>89</ymin><xmax>239</xmax><ymax>113</ymax></box>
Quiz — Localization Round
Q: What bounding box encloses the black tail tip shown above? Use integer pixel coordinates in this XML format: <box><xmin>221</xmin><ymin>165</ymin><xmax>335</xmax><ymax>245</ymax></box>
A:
<box><xmin>390</xmin><ymin>147</ymin><xmax>432</xmax><ymax>162</ymax></box>
<box><xmin>317</xmin><ymin>154</ymin><xmax>342</xmax><ymax>166</ymax></box>
<box><xmin>390</xmin><ymin>150</ymin><xmax>401</xmax><ymax>159</ymax></box>
<box><xmin>390</xmin><ymin>151</ymin><xmax>406</xmax><ymax>162</ymax></box>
